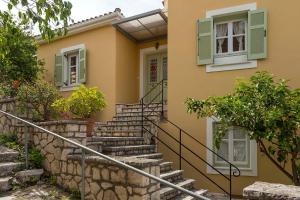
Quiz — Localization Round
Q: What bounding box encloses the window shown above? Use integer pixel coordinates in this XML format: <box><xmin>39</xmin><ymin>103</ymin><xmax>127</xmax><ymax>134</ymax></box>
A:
<box><xmin>213</xmin><ymin>123</ymin><xmax>250</xmax><ymax>168</ymax></box>
<box><xmin>54</xmin><ymin>44</ymin><xmax>86</xmax><ymax>90</ymax></box>
<box><xmin>215</xmin><ymin>20</ymin><xmax>246</xmax><ymax>56</ymax></box>
<box><xmin>197</xmin><ymin>3</ymin><xmax>267</xmax><ymax>72</ymax></box>
<box><xmin>207</xmin><ymin>118</ymin><xmax>257</xmax><ymax>176</ymax></box>
<box><xmin>67</xmin><ymin>53</ymin><xmax>79</xmax><ymax>86</ymax></box>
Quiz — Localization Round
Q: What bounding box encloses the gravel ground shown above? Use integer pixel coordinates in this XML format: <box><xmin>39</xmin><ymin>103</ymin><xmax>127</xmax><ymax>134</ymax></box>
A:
<box><xmin>0</xmin><ymin>182</ymin><xmax>79</xmax><ymax>200</ymax></box>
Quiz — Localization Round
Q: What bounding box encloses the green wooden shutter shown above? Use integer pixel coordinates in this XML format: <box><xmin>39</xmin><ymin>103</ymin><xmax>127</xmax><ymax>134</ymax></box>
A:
<box><xmin>79</xmin><ymin>48</ymin><xmax>86</xmax><ymax>83</ymax></box>
<box><xmin>54</xmin><ymin>54</ymin><xmax>64</xmax><ymax>87</ymax></box>
<box><xmin>248</xmin><ymin>9</ymin><xmax>267</xmax><ymax>60</ymax></box>
<box><xmin>197</xmin><ymin>18</ymin><xmax>213</xmax><ymax>65</ymax></box>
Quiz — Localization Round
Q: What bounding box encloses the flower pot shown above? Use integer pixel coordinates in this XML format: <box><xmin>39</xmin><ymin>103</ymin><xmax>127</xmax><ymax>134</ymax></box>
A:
<box><xmin>86</xmin><ymin>118</ymin><xmax>95</xmax><ymax>137</ymax></box>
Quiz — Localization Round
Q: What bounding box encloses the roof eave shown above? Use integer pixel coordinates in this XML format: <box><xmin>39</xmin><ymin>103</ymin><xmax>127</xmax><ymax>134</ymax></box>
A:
<box><xmin>36</xmin><ymin>12</ymin><xmax>123</xmax><ymax>45</ymax></box>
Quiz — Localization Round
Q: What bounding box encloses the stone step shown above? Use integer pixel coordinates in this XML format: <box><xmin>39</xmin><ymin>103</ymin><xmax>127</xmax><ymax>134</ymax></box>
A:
<box><xmin>102</xmin><ymin>145</ymin><xmax>157</xmax><ymax>156</ymax></box>
<box><xmin>160</xmin><ymin>162</ymin><xmax>173</xmax><ymax>173</ymax></box>
<box><xmin>88</xmin><ymin>137</ymin><xmax>145</xmax><ymax>146</ymax></box>
<box><xmin>161</xmin><ymin>170</ymin><xmax>184</xmax><ymax>183</ymax></box>
<box><xmin>0</xmin><ymin>162</ymin><xmax>24</xmax><ymax>177</ymax></box>
<box><xmin>121</xmin><ymin>106</ymin><xmax>162</xmax><ymax>113</ymax></box>
<box><xmin>107</xmin><ymin>120</ymin><xmax>153</xmax><ymax>126</ymax></box>
<box><xmin>160</xmin><ymin>179</ymin><xmax>195</xmax><ymax>200</ymax></box>
<box><xmin>86</xmin><ymin>141</ymin><xmax>103</xmax><ymax>152</ymax></box>
<box><xmin>94</xmin><ymin>129</ymin><xmax>142</xmax><ymax>137</ymax></box>
<box><xmin>0</xmin><ymin>176</ymin><xmax>12</xmax><ymax>192</ymax></box>
<box><xmin>0</xmin><ymin>151</ymin><xmax>19</xmax><ymax>162</ymax></box>
<box><xmin>98</xmin><ymin>124</ymin><xmax>150</xmax><ymax>131</ymax></box>
<box><xmin>112</xmin><ymin>115</ymin><xmax>159</xmax><ymax>122</ymax></box>
<box><xmin>173</xmin><ymin>189</ymin><xmax>208</xmax><ymax>200</ymax></box>
<box><xmin>117</xmin><ymin>103</ymin><xmax>162</xmax><ymax>109</ymax></box>
<box><xmin>116</xmin><ymin>111</ymin><xmax>161</xmax><ymax>117</ymax></box>
<box><xmin>130</xmin><ymin>153</ymin><xmax>163</xmax><ymax>160</ymax></box>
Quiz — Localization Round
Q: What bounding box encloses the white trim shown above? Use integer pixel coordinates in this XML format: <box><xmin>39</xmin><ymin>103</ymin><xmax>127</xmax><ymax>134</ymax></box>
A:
<box><xmin>60</xmin><ymin>44</ymin><xmax>85</xmax><ymax>53</ymax></box>
<box><xmin>139</xmin><ymin>44</ymin><xmax>167</xmax><ymax>99</ymax></box>
<box><xmin>206</xmin><ymin>3</ymin><xmax>257</xmax><ymax>18</ymax></box>
<box><xmin>59</xmin><ymin>85</ymin><xmax>80</xmax><ymax>92</ymax></box>
<box><xmin>206</xmin><ymin>59</ymin><xmax>257</xmax><ymax>73</ymax></box>
<box><xmin>206</xmin><ymin>118</ymin><xmax>258</xmax><ymax>176</ymax></box>
<box><xmin>205</xmin><ymin>3</ymin><xmax>257</xmax><ymax>72</ymax></box>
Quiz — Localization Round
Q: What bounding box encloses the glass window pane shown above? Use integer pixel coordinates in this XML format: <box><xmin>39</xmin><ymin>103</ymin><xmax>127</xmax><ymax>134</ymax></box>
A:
<box><xmin>216</xmin><ymin>140</ymin><xmax>229</xmax><ymax>161</ymax></box>
<box><xmin>150</xmin><ymin>58</ymin><xmax>158</xmax><ymax>82</ymax></box>
<box><xmin>233</xmin><ymin>21</ymin><xmax>245</xmax><ymax>35</ymax></box>
<box><xmin>233</xmin><ymin>141</ymin><xmax>246</xmax><ymax>162</ymax></box>
<box><xmin>216</xmin><ymin>38</ymin><xmax>228</xmax><ymax>54</ymax></box>
<box><xmin>233</xmin><ymin>127</ymin><xmax>247</xmax><ymax>139</ymax></box>
<box><xmin>233</xmin><ymin>36</ymin><xmax>245</xmax><ymax>52</ymax></box>
<box><xmin>70</xmin><ymin>56</ymin><xmax>77</xmax><ymax>66</ymax></box>
<box><xmin>216</xmin><ymin>23</ymin><xmax>228</xmax><ymax>37</ymax></box>
<box><xmin>70</xmin><ymin>67</ymin><xmax>77</xmax><ymax>84</ymax></box>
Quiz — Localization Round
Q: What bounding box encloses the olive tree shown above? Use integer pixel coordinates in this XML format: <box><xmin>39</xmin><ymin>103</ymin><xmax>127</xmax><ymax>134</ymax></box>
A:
<box><xmin>186</xmin><ymin>72</ymin><xmax>300</xmax><ymax>185</ymax></box>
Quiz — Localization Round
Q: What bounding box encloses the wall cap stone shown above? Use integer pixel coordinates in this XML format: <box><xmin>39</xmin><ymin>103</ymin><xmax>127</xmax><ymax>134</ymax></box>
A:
<box><xmin>0</xmin><ymin>97</ymin><xmax>17</xmax><ymax>104</ymax></box>
<box><xmin>67</xmin><ymin>155</ymin><xmax>160</xmax><ymax>169</ymax></box>
<box><xmin>36</xmin><ymin>120</ymin><xmax>88</xmax><ymax>125</ymax></box>
<box><xmin>243</xmin><ymin>181</ymin><xmax>300</xmax><ymax>200</ymax></box>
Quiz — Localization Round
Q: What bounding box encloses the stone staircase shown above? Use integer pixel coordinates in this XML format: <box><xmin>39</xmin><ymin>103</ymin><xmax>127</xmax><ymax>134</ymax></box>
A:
<box><xmin>91</xmin><ymin>103</ymin><xmax>208</xmax><ymax>200</ymax></box>
<box><xmin>0</xmin><ymin>146</ymin><xmax>24</xmax><ymax>192</ymax></box>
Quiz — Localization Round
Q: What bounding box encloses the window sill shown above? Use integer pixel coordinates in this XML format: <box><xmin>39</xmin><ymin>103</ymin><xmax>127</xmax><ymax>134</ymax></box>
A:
<box><xmin>60</xmin><ymin>85</ymin><xmax>80</xmax><ymax>92</ymax></box>
<box><xmin>206</xmin><ymin>55</ymin><xmax>257</xmax><ymax>73</ymax></box>
<box><xmin>207</xmin><ymin>166</ymin><xmax>257</xmax><ymax>177</ymax></box>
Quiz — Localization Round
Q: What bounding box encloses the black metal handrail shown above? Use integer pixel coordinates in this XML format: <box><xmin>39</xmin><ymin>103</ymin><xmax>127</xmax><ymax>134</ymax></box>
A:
<box><xmin>139</xmin><ymin>79</ymin><xmax>241</xmax><ymax>200</ymax></box>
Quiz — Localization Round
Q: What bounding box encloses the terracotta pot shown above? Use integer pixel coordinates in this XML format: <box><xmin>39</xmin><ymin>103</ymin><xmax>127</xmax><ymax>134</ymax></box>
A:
<box><xmin>86</xmin><ymin>118</ymin><xmax>95</xmax><ymax>137</ymax></box>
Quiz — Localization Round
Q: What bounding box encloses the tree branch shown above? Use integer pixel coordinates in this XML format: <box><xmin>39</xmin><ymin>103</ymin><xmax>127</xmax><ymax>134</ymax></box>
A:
<box><xmin>258</xmin><ymin>140</ymin><xmax>294</xmax><ymax>180</ymax></box>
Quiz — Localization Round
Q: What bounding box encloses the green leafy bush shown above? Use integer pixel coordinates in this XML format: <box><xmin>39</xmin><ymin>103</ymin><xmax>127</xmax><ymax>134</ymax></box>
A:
<box><xmin>186</xmin><ymin>71</ymin><xmax>300</xmax><ymax>185</ymax></box>
<box><xmin>52</xmin><ymin>85</ymin><xmax>106</xmax><ymax>119</ymax></box>
<box><xmin>0</xmin><ymin>13</ymin><xmax>44</xmax><ymax>97</ymax></box>
<box><xmin>28</xmin><ymin>148</ymin><xmax>44</xmax><ymax>169</ymax></box>
<box><xmin>0</xmin><ymin>133</ymin><xmax>21</xmax><ymax>151</ymax></box>
<box><xmin>17</xmin><ymin>80</ymin><xmax>61</xmax><ymax>121</ymax></box>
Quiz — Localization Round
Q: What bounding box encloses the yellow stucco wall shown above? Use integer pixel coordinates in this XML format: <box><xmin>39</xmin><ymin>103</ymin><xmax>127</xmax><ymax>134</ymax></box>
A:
<box><xmin>38</xmin><ymin>26</ymin><xmax>117</xmax><ymax>121</ymax></box>
<box><xmin>166</xmin><ymin>0</ymin><xmax>300</xmax><ymax>195</ymax></box>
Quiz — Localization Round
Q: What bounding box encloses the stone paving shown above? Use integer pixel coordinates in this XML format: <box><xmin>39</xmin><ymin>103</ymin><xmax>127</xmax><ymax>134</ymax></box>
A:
<box><xmin>0</xmin><ymin>181</ymin><xmax>79</xmax><ymax>200</ymax></box>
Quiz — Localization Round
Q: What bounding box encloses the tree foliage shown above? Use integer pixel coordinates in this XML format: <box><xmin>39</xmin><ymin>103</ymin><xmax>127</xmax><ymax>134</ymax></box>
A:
<box><xmin>0</xmin><ymin>12</ymin><xmax>44</xmax><ymax>96</ymax></box>
<box><xmin>186</xmin><ymin>71</ymin><xmax>300</xmax><ymax>185</ymax></box>
<box><xmin>1</xmin><ymin>0</ymin><xmax>72</xmax><ymax>40</ymax></box>
<box><xmin>17</xmin><ymin>79</ymin><xmax>61</xmax><ymax>121</ymax></box>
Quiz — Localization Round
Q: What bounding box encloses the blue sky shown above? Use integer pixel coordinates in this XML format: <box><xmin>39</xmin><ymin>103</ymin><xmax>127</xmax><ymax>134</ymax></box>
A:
<box><xmin>68</xmin><ymin>0</ymin><xmax>163</xmax><ymax>22</ymax></box>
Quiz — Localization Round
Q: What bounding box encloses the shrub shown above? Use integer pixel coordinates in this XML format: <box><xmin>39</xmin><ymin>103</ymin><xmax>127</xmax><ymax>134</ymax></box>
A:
<box><xmin>28</xmin><ymin>148</ymin><xmax>44</xmax><ymax>169</ymax></box>
<box><xmin>17</xmin><ymin>80</ymin><xmax>61</xmax><ymax>121</ymax></box>
<box><xmin>186</xmin><ymin>71</ymin><xmax>300</xmax><ymax>185</ymax></box>
<box><xmin>52</xmin><ymin>85</ymin><xmax>106</xmax><ymax>119</ymax></box>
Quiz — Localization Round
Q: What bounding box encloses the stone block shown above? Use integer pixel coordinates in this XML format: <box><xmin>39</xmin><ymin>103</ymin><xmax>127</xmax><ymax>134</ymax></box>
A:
<box><xmin>15</xmin><ymin>169</ymin><xmax>44</xmax><ymax>184</ymax></box>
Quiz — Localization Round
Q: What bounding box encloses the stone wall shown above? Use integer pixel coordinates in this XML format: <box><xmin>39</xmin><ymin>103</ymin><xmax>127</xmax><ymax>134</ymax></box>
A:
<box><xmin>243</xmin><ymin>181</ymin><xmax>300</xmax><ymax>200</ymax></box>
<box><xmin>0</xmin><ymin>98</ymin><xmax>18</xmax><ymax>134</ymax></box>
<box><xmin>0</xmin><ymin>98</ymin><xmax>161</xmax><ymax>200</ymax></box>
<box><xmin>61</xmin><ymin>156</ymin><xmax>160</xmax><ymax>200</ymax></box>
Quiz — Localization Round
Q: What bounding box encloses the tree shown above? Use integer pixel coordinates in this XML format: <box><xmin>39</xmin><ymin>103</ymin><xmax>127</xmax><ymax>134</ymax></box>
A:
<box><xmin>0</xmin><ymin>13</ymin><xmax>44</xmax><ymax>96</ymax></box>
<box><xmin>1</xmin><ymin>0</ymin><xmax>72</xmax><ymax>40</ymax></box>
<box><xmin>186</xmin><ymin>71</ymin><xmax>300</xmax><ymax>185</ymax></box>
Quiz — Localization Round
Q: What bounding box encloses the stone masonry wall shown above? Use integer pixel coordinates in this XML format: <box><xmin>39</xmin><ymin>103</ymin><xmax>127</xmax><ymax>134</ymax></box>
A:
<box><xmin>0</xmin><ymin>98</ymin><xmax>161</xmax><ymax>200</ymax></box>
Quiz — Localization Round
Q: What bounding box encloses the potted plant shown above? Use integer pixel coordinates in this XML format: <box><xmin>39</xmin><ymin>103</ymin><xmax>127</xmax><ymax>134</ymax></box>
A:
<box><xmin>52</xmin><ymin>85</ymin><xmax>106</xmax><ymax>136</ymax></box>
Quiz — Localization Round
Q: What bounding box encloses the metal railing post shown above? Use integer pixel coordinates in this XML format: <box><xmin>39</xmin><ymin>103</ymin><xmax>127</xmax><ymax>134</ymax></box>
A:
<box><xmin>141</xmin><ymin>99</ymin><xmax>144</xmax><ymax>135</ymax></box>
<box><xmin>230</xmin><ymin>165</ymin><xmax>232</xmax><ymax>200</ymax></box>
<box><xmin>161</xmin><ymin>80</ymin><xmax>164</xmax><ymax>117</ymax></box>
<box><xmin>81</xmin><ymin>148</ymin><xmax>85</xmax><ymax>200</ymax></box>
<box><xmin>24</xmin><ymin>124</ymin><xmax>29</xmax><ymax>169</ymax></box>
<box><xmin>179</xmin><ymin>129</ymin><xmax>182</xmax><ymax>170</ymax></box>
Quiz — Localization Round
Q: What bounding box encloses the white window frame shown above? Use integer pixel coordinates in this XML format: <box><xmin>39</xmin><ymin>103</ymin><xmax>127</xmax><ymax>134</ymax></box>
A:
<box><xmin>206</xmin><ymin>3</ymin><xmax>257</xmax><ymax>73</ymax></box>
<box><xmin>67</xmin><ymin>53</ymin><xmax>79</xmax><ymax>86</ymax></box>
<box><xmin>207</xmin><ymin>117</ymin><xmax>257</xmax><ymax>176</ymax></box>
<box><xmin>214</xmin><ymin>19</ymin><xmax>247</xmax><ymax>56</ymax></box>
<box><xmin>60</xmin><ymin>44</ymin><xmax>85</xmax><ymax>91</ymax></box>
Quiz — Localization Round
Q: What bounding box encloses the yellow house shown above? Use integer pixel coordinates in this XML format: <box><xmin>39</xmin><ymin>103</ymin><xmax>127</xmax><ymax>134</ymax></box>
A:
<box><xmin>37</xmin><ymin>0</ymin><xmax>300</xmax><ymax>198</ymax></box>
